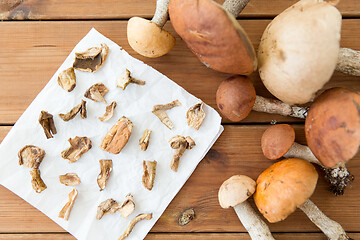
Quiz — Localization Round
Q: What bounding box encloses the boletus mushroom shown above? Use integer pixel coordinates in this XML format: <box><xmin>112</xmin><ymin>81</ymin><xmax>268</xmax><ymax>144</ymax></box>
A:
<box><xmin>96</xmin><ymin>194</ymin><xmax>135</xmax><ymax>220</ymax></box>
<box><xmin>59</xmin><ymin>100</ymin><xmax>87</xmax><ymax>121</ymax></box>
<box><xmin>18</xmin><ymin>145</ymin><xmax>45</xmax><ymax>169</ymax></box>
<box><xmin>169</xmin><ymin>0</ymin><xmax>256</xmax><ymax>75</ymax></box>
<box><xmin>186</xmin><ymin>102</ymin><xmax>206</xmax><ymax>130</ymax></box>
<box><xmin>152</xmin><ymin>100</ymin><xmax>181</xmax><ymax>129</ymax></box>
<box><xmin>261</xmin><ymin>124</ymin><xmax>354</xmax><ymax>195</ymax></box>
<box><xmin>59</xmin><ymin>173</ymin><xmax>81</xmax><ymax>186</ymax></box>
<box><xmin>59</xmin><ymin>188</ymin><xmax>78</xmax><ymax>221</ymax></box>
<box><xmin>61</xmin><ymin>136</ymin><xmax>92</xmax><ymax>163</ymax></box>
<box><xmin>216</xmin><ymin>76</ymin><xmax>308</xmax><ymax>122</ymax></box>
<box><xmin>254</xmin><ymin>158</ymin><xmax>352</xmax><ymax>240</ymax></box>
<box><xmin>169</xmin><ymin>135</ymin><xmax>195</xmax><ymax>172</ymax></box>
<box><xmin>118</xmin><ymin>213</ymin><xmax>152</xmax><ymax>240</ymax></box>
<box><xmin>57</xmin><ymin>67</ymin><xmax>76</xmax><ymax>92</ymax></box>
<box><xmin>142</xmin><ymin>160</ymin><xmax>157</xmax><ymax>190</ymax></box>
<box><xmin>39</xmin><ymin>111</ymin><xmax>57</xmax><ymax>139</ymax></box>
<box><xmin>99</xmin><ymin>101</ymin><xmax>117</xmax><ymax>122</ymax></box>
<box><xmin>84</xmin><ymin>83</ymin><xmax>109</xmax><ymax>104</ymax></box>
<box><xmin>218</xmin><ymin>175</ymin><xmax>275</xmax><ymax>240</ymax></box>
<box><xmin>127</xmin><ymin>0</ymin><xmax>175</xmax><ymax>58</ymax></box>
<box><xmin>97</xmin><ymin>159</ymin><xmax>113</xmax><ymax>191</ymax></box>
<box><xmin>73</xmin><ymin>43</ymin><xmax>109</xmax><ymax>72</ymax></box>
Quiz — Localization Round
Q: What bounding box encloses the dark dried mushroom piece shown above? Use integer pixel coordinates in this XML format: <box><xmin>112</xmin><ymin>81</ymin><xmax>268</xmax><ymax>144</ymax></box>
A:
<box><xmin>59</xmin><ymin>100</ymin><xmax>87</xmax><ymax>121</ymax></box>
<box><xmin>61</xmin><ymin>136</ymin><xmax>92</xmax><ymax>163</ymax></box>
<box><xmin>142</xmin><ymin>160</ymin><xmax>157</xmax><ymax>191</ymax></box>
<box><xmin>96</xmin><ymin>198</ymin><xmax>120</xmax><ymax>220</ymax></box>
<box><xmin>30</xmin><ymin>169</ymin><xmax>47</xmax><ymax>193</ymax></box>
<box><xmin>59</xmin><ymin>173</ymin><xmax>81</xmax><ymax>186</ymax></box>
<box><xmin>84</xmin><ymin>83</ymin><xmax>109</xmax><ymax>104</ymax></box>
<box><xmin>186</xmin><ymin>102</ymin><xmax>205</xmax><ymax>130</ymax></box>
<box><xmin>18</xmin><ymin>145</ymin><xmax>45</xmax><ymax>169</ymax></box>
<box><xmin>100</xmin><ymin>116</ymin><xmax>133</xmax><ymax>154</ymax></box>
<box><xmin>57</xmin><ymin>67</ymin><xmax>76</xmax><ymax>92</ymax></box>
<box><xmin>39</xmin><ymin>111</ymin><xmax>57</xmax><ymax>139</ymax></box>
<box><xmin>73</xmin><ymin>43</ymin><xmax>109</xmax><ymax>72</ymax></box>
<box><xmin>117</xmin><ymin>69</ymin><xmax>146</xmax><ymax>90</ymax></box>
<box><xmin>119</xmin><ymin>194</ymin><xmax>135</xmax><ymax>218</ymax></box>
<box><xmin>139</xmin><ymin>129</ymin><xmax>151</xmax><ymax>151</ymax></box>
<box><xmin>99</xmin><ymin>101</ymin><xmax>117</xmax><ymax>122</ymax></box>
<box><xmin>118</xmin><ymin>213</ymin><xmax>152</xmax><ymax>240</ymax></box>
<box><xmin>59</xmin><ymin>188</ymin><xmax>78</xmax><ymax>221</ymax></box>
<box><xmin>97</xmin><ymin>159</ymin><xmax>113</xmax><ymax>191</ymax></box>
<box><xmin>178</xmin><ymin>208</ymin><xmax>195</xmax><ymax>226</ymax></box>
<box><xmin>152</xmin><ymin>100</ymin><xmax>181</xmax><ymax>129</ymax></box>
<box><xmin>169</xmin><ymin>135</ymin><xmax>195</xmax><ymax>172</ymax></box>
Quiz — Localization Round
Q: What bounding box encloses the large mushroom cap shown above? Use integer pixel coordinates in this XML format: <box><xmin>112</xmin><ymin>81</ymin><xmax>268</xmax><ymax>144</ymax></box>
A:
<box><xmin>169</xmin><ymin>0</ymin><xmax>257</xmax><ymax>75</ymax></box>
<box><xmin>216</xmin><ymin>76</ymin><xmax>256</xmax><ymax>122</ymax></box>
<box><xmin>218</xmin><ymin>175</ymin><xmax>256</xmax><ymax>209</ymax></box>
<box><xmin>305</xmin><ymin>88</ymin><xmax>360</xmax><ymax>168</ymax></box>
<box><xmin>254</xmin><ymin>158</ymin><xmax>318</xmax><ymax>223</ymax></box>
<box><xmin>127</xmin><ymin>17</ymin><xmax>176</xmax><ymax>58</ymax></box>
<box><xmin>261</xmin><ymin>124</ymin><xmax>295</xmax><ymax>160</ymax></box>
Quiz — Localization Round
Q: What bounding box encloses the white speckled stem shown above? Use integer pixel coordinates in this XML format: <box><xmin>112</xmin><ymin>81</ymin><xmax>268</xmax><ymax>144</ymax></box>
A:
<box><xmin>253</xmin><ymin>96</ymin><xmax>307</xmax><ymax>119</ymax></box>
<box><xmin>223</xmin><ymin>0</ymin><xmax>251</xmax><ymax>17</ymax></box>
<box><xmin>336</xmin><ymin>47</ymin><xmax>360</xmax><ymax>76</ymax></box>
<box><xmin>299</xmin><ymin>199</ymin><xmax>351</xmax><ymax>240</ymax></box>
<box><xmin>151</xmin><ymin>0</ymin><xmax>169</xmax><ymax>27</ymax></box>
<box><xmin>284</xmin><ymin>142</ymin><xmax>321</xmax><ymax>165</ymax></box>
<box><xmin>234</xmin><ymin>201</ymin><xmax>276</xmax><ymax>240</ymax></box>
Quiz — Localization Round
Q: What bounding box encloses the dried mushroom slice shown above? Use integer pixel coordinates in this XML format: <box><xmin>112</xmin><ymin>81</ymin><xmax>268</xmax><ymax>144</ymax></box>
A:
<box><xmin>39</xmin><ymin>111</ymin><xmax>57</xmax><ymax>139</ymax></box>
<box><xmin>119</xmin><ymin>194</ymin><xmax>135</xmax><ymax>218</ymax></box>
<box><xmin>142</xmin><ymin>160</ymin><xmax>157</xmax><ymax>191</ymax></box>
<box><xmin>99</xmin><ymin>101</ymin><xmax>117</xmax><ymax>122</ymax></box>
<box><xmin>30</xmin><ymin>169</ymin><xmax>47</xmax><ymax>193</ymax></box>
<box><xmin>18</xmin><ymin>145</ymin><xmax>45</xmax><ymax>169</ymax></box>
<box><xmin>59</xmin><ymin>100</ymin><xmax>87</xmax><ymax>121</ymax></box>
<box><xmin>118</xmin><ymin>213</ymin><xmax>152</xmax><ymax>240</ymax></box>
<box><xmin>84</xmin><ymin>83</ymin><xmax>109</xmax><ymax>104</ymax></box>
<box><xmin>57</xmin><ymin>67</ymin><xmax>76</xmax><ymax>92</ymax></box>
<box><xmin>152</xmin><ymin>100</ymin><xmax>181</xmax><ymax>129</ymax></box>
<box><xmin>169</xmin><ymin>135</ymin><xmax>195</xmax><ymax>172</ymax></box>
<box><xmin>61</xmin><ymin>136</ymin><xmax>92</xmax><ymax>163</ymax></box>
<box><xmin>117</xmin><ymin>69</ymin><xmax>146</xmax><ymax>90</ymax></box>
<box><xmin>96</xmin><ymin>198</ymin><xmax>120</xmax><ymax>220</ymax></box>
<box><xmin>59</xmin><ymin>173</ymin><xmax>81</xmax><ymax>186</ymax></box>
<box><xmin>100</xmin><ymin>116</ymin><xmax>133</xmax><ymax>154</ymax></box>
<box><xmin>73</xmin><ymin>43</ymin><xmax>109</xmax><ymax>72</ymax></box>
<box><xmin>97</xmin><ymin>159</ymin><xmax>113</xmax><ymax>191</ymax></box>
<box><xmin>59</xmin><ymin>188</ymin><xmax>78</xmax><ymax>221</ymax></box>
<box><xmin>186</xmin><ymin>102</ymin><xmax>205</xmax><ymax>130</ymax></box>
<box><xmin>139</xmin><ymin>129</ymin><xmax>151</xmax><ymax>151</ymax></box>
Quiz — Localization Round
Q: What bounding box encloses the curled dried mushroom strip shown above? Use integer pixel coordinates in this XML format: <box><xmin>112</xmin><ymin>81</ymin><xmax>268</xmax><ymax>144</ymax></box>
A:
<box><xmin>96</xmin><ymin>194</ymin><xmax>135</xmax><ymax>220</ymax></box>
<box><xmin>169</xmin><ymin>135</ymin><xmax>195</xmax><ymax>172</ymax></box>
<box><xmin>97</xmin><ymin>159</ymin><xmax>113</xmax><ymax>191</ymax></box>
<box><xmin>152</xmin><ymin>100</ymin><xmax>181</xmax><ymax>129</ymax></box>
<box><xmin>117</xmin><ymin>69</ymin><xmax>146</xmax><ymax>90</ymax></box>
<box><xmin>30</xmin><ymin>169</ymin><xmax>47</xmax><ymax>193</ymax></box>
<box><xmin>119</xmin><ymin>194</ymin><xmax>135</xmax><ymax>218</ymax></box>
<box><xmin>39</xmin><ymin>111</ymin><xmax>57</xmax><ymax>139</ymax></box>
<box><xmin>118</xmin><ymin>213</ymin><xmax>152</xmax><ymax>240</ymax></box>
<box><xmin>139</xmin><ymin>129</ymin><xmax>151</xmax><ymax>151</ymax></box>
<box><xmin>73</xmin><ymin>43</ymin><xmax>109</xmax><ymax>72</ymax></box>
<box><xmin>59</xmin><ymin>188</ymin><xmax>78</xmax><ymax>221</ymax></box>
<box><xmin>186</xmin><ymin>102</ymin><xmax>205</xmax><ymax>130</ymax></box>
<box><xmin>59</xmin><ymin>173</ymin><xmax>81</xmax><ymax>186</ymax></box>
<box><xmin>84</xmin><ymin>83</ymin><xmax>109</xmax><ymax>104</ymax></box>
<box><xmin>142</xmin><ymin>160</ymin><xmax>157</xmax><ymax>191</ymax></box>
<box><xmin>59</xmin><ymin>100</ymin><xmax>87</xmax><ymax>121</ymax></box>
<box><xmin>18</xmin><ymin>145</ymin><xmax>45</xmax><ymax>169</ymax></box>
<box><xmin>99</xmin><ymin>101</ymin><xmax>117</xmax><ymax>122</ymax></box>
<box><xmin>61</xmin><ymin>136</ymin><xmax>92</xmax><ymax>163</ymax></box>
<box><xmin>58</xmin><ymin>67</ymin><xmax>76</xmax><ymax>92</ymax></box>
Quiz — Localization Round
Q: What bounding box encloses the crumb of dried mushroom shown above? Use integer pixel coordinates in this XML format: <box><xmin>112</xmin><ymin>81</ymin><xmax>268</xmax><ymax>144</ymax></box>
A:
<box><xmin>186</xmin><ymin>102</ymin><xmax>205</xmax><ymax>130</ymax></box>
<box><xmin>97</xmin><ymin>159</ymin><xmax>112</xmax><ymax>191</ymax></box>
<box><xmin>39</xmin><ymin>111</ymin><xmax>57</xmax><ymax>139</ymax></box>
<box><xmin>59</xmin><ymin>188</ymin><xmax>78</xmax><ymax>221</ymax></box>
<box><xmin>18</xmin><ymin>145</ymin><xmax>45</xmax><ymax>169</ymax></box>
<box><xmin>152</xmin><ymin>100</ymin><xmax>181</xmax><ymax>129</ymax></box>
<box><xmin>30</xmin><ymin>169</ymin><xmax>47</xmax><ymax>193</ymax></box>
<box><xmin>169</xmin><ymin>135</ymin><xmax>195</xmax><ymax>172</ymax></box>
<box><xmin>84</xmin><ymin>83</ymin><xmax>109</xmax><ymax>104</ymax></box>
<box><xmin>142</xmin><ymin>160</ymin><xmax>157</xmax><ymax>191</ymax></box>
<box><xmin>59</xmin><ymin>173</ymin><xmax>81</xmax><ymax>186</ymax></box>
<box><xmin>99</xmin><ymin>101</ymin><xmax>117</xmax><ymax>122</ymax></box>
<box><xmin>100</xmin><ymin>116</ymin><xmax>133</xmax><ymax>154</ymax></box>
<box><xmin>178</xmin><ymin>208</ymin><xmax>195</xmax><ymax>226</ymax></box>
<box><xmin>139</xmin><ymin>129</ymin><xmax>151</xmax><ymax>151</ymax></box>
<box><xmin>61</xmin><ymin>136</ymin><xmax>92</xmax><ymax>163</ymax></box>
<box><xmin>59</xmin><ymin>100</ymin><xmax>87</xmax><ymax>121</ymax></box>
<box><xmin>117</xmin><ymin>69</ymin><xmax>145</xmax><ymax>90</ymax></box>
<box><xmin>57</xmin><ymin>67</ymin><xmax>76</xmax><ymax>92</ymax></box>
<box><xmin>73</xmin><ymin>43</ymin><xmax>109</xmax><ymax>72</ymax></box>
<box><xmin>118</xmin><ymin>213</ymin><xmax>152</xmax><ymax>240</ymax></box>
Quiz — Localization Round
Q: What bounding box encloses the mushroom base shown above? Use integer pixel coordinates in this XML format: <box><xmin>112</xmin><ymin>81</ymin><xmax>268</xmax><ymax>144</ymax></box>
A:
<box><xmin>324</xmin><ymin>163</ymin><xmax>354</xmax><ymax>196</ymax></box>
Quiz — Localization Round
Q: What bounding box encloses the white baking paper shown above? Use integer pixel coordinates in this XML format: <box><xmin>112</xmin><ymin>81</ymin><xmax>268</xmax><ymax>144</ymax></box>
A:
<box><xmin>0</xmin><ymin>28</ymin><xmax>223</xmax><ymax>240</ymax></box>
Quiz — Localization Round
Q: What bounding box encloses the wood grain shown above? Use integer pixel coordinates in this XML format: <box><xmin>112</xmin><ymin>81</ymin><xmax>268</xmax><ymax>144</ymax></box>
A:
<box><xmin>0</xmin><ymin>20</ymin><xmax>359</xmax><ymax>124</ymax></box>
<box><xmin>0</xmin><ymin>125</ymin><xmax>359</xmax><ymax>233</ymax></box>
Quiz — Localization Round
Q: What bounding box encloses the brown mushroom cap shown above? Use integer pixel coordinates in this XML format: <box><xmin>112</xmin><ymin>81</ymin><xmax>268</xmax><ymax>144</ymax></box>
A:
<box><xmin>216</xmin><ymin>76</ymin><xmax>256</xmax><ymax>122</ymax></box>
<box><xmin>305</xmin><ymin>88</ymin><xmax>360</xmax><ymax>168</ymax></box>
<box><xmin>127</xmin><ymin>17</ymin><xmax>176</xmax><ymax>58</ymax></box>
<box><xmin>261</xmin><ymin>124</ymin><xmax>295</xmax><ymax>160</ymax></box>
<box><xmin>218</xmin><ymin>175</ymin><xmax>256</xmax><ymax>209</ymax></box>
<box><xmin>169</xmin><ymin>0</ymin><xmax>257</xmax><ymax>75</ymax></box>
<box><xmin>253</xmin><ymin>158</ymin><xmax>318</xmax><ymax>223</ymax></box>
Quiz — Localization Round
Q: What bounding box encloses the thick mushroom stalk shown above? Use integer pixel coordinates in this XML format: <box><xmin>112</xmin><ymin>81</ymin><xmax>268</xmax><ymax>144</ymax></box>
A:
<box><xmin>336</xmin><ymin>48</ymin><xmax>360</xmax><ymax>76</ymax></box>
<box><xmin>222</xmin><ymin>0</ymin><xmax>251</xmax><ymax>17</ymax></box>
<box><xmin>152</xmin><ymin>0</ymin><xmax>169</xmax><ymax>27</ymax></box>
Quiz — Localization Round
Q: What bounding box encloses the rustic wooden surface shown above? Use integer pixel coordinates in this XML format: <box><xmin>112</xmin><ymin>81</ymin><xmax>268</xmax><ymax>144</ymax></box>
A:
<box><xmin>0</xmin><ymin>0</ymin><xmax>359</xmax><ymax>239</ymax></box>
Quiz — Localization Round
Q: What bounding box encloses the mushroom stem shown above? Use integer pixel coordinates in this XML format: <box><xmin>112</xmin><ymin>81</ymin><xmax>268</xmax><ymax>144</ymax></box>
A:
<box><xmin>234</xmin><ymin>201</ymin><xmax>275</xmax><ymax>240</ymax></box>
<box><xmin>253</xmin><ymin>95</ymin><xmax>307</xmax><ymax>119</ymax></box>
<box><xmin>222</xmin><ymin>0</ymin><xmax>251</xmax><ymax>17</ymax></box>
<box><xmin>152</xmin><ymin>0</ymin><xmax>169</xmax><ymax>27</ymax></box>
<box><xmin>299</xmin><ymin>199</ymin><xmax>352</xmax><ymax>240</ymax></box>
<box><xmin>336</xmin><ymin>47</ymin><xmax>360</xmax><ymax>76</ymax></box>
<box><xmin>283</xmin><ymin>142</ymin><xmax>320</xmax><ymax>165</ymax></box>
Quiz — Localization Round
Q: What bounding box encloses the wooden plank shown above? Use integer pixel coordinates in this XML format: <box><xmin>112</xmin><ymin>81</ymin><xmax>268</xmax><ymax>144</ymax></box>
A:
<box><xmin>0</xmin><ymin>20</ymin><xmax>359</xmax><ymax>124</ymax></box>
<box><xmin>0</xmin><ymin>126</ymin><xmax>359</xmax><ymax>233</ymax></box>
<box><xmin>0</xmin><ymin>0</ymin><xmax>359</xmax><ymax>20</ymax></box>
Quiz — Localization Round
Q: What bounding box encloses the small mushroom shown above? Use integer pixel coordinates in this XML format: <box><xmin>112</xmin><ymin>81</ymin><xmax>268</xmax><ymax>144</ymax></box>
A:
<box><xmin>127</xmin><ymin>0</ymin><xmax>175</xmax><ymax>58</ymax></box>
<box><xmin>117</xmin><ymin>69</ymin><xmax>146</xmax><ymax>90</ymax></box>
<box><xmin>61</xmin><ymin>136</ymin><xmax>92</xmax><ymax>163</ymax></box>
<box><xmin>254</xmin><ymin>158</ymin><xmax>351</xmax><ymax>240</ymax></box>
<box><xmin>99</xmin><ymin>101</ymin><xmax>117</xmax><ymax>122</ymax></box>
<box><xmin>73</xmin><ymin>43</ymin><xmax>109</xmax><ymax>72</ymax></box>
<box><xmin>59</xmin><ymin>188</ymin><xmax>78</xmax><ymax>221</ymax></box>
<box><xmin>100</xmin><ymin>117</ymin><xmax>133</xmax><ymax>154</ymax></box>
<box><xmin>119</xmin><ymin>194</ymin><xmax>135</xmax><ymax>218</ymax></box>
<box><xmin>96</xmin><ymin>194</ymin><xmax>135</xmax><ymax>220</ymax></box>
<box><xmin>59</xmin><ymin>173</ymin><xmax>81</xmax><ymax>186</ymax></box>
<box><xmin>169</xmin><ymin>135</ymin><xmax>195</xmax><ymax>172</ymax></box>
<box><xmin>59</xmin><ymin>100</ymin><xmax>87</xmax><ymax>121</ymax></box>
<box><xmin>139</xmin><ymin>129</ymin><xmax>151</xmax><ymax>151</ymax></box>
<box><xmin>30</xmin><ymin>169</ymin><xmax>47</xmax><ymax>193</ymax></box>
<box><xmin>152</xmin><ymin>100</ymin><xmax>181</xmax><ymax>129</ymax></box>
<box><xmin>18</xmin><ymin>145</ymin><xmax>45</xmax><ymax>169</ymax></box>
<box><xmin>39</xmin><ymin>111</ymin><xmax>57</xmax><ymax>139</ymax></box>
<box><xmin>84</xmin><ymin>83</ymin><xmax>109</xmax><ymax>104</ymax></box>
<box><xmin>216</xmin><ymin>76</ymin><xmax>308</xmax><ymax>122</ymax></box>
<box><xmin>142</xmin><ymin>160</ymin><xmax>157</xmax><ymax>190</ymax></box>
<box><xmin>57</xmin><ymin>67</ymin><xmax>76</xmax><ymax>92</ymax></box>
<box><xmin>118</xmin><ymin>213</ymin><xmax>152</xmax><ymax>240</ymax></box>
<box><xmin>97</xmin><ymin>159</ymin><xmax>113</xmax><ymax>191</ymax></box>
<box><xmin>218</xmin><ymin>175</ymin><xmax>275</xmax><ymax>240</ymax></box>
<box><xmin>186</xmin><ymin>102</ymin><xmax>205</xmax><ymax>130</ymax></box>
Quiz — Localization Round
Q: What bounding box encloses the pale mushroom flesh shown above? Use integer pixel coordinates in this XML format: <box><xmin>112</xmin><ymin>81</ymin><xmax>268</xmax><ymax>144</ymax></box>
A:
<box><xmin>61</xmin><ymin>136</ymin><xmax>92</xmax><ymax>163</ymax></box>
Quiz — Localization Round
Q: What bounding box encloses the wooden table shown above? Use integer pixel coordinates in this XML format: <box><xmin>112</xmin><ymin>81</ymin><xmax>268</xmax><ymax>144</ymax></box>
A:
<box><xmin>0</xmin><ymin>0</ymin><xmax>359</xmax><ymax>239</ymax></box>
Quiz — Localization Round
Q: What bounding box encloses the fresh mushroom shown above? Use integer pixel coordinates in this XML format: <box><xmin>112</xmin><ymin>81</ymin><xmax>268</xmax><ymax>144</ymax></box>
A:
<box><xmin>218</xmin><ymin>175</ymin><xmax>275</xmax><ymax>240</ymax></box>
<box><xmin>216</xmin><ymin>76</ymin><xmax>308</xmax><ymax>122</ymax></box>
<box><xmin>336</xmin><ymin>48</ymin><xmax>360</xmax><ymax>76</ymax></box>
<box><xmin>261</xmin><ymin>124</ymin><xmax>354</xmax><ymax>195</ymax></box>
<box><xmin>169</xmin><ymin>135</ymin><xmax>195</xmax><ymax>172</ymax></box>
<box><xmin>254</xmin><ymin>158</ymin><xmax>352</xmax><ymax>240</ymax></box>
<box><xmin>127</xmin><ymin>0</ymin><xmax>175</xmax><ymax>58</ymax></box>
